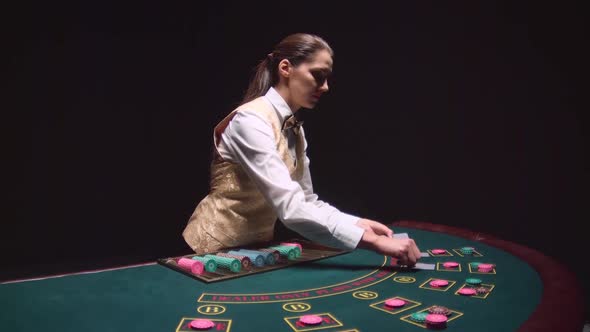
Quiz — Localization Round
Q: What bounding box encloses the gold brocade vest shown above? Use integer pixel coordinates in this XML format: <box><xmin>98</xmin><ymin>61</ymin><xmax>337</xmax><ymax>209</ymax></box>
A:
<box><xmin>182</xmin><ymin>97</ymin><xmax>305</xmax><ymax>254</ymax></box>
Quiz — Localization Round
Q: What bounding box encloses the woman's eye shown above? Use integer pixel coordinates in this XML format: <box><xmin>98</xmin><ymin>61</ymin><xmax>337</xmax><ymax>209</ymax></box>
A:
<box><xmin>311</xmin><ymin>71</ymin><xmax>328</xmax><ymax>84</ymax></box>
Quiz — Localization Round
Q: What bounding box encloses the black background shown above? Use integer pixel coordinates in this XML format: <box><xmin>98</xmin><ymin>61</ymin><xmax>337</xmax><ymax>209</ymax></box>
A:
<box><xmin>6</xmin><ymin>0</ymin><xmax>588</xmax><ymax>321</ymax></box>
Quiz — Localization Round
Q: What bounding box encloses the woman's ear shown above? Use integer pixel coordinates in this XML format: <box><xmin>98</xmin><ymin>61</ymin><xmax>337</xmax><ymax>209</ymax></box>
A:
<box><xmin>278</xmin><ymin>59</ymin><xmax>291</xmax><ymax>79</ymax></box>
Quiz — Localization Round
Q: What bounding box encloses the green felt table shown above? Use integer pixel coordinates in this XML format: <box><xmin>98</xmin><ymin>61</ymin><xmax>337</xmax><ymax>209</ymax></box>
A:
<box><xmin>0</xmin><ymin>221</ymin><xmax>583</xmax><ymax>332</ymax></box>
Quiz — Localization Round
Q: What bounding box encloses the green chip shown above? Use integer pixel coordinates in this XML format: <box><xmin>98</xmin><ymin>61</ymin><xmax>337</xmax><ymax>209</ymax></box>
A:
<box><xmin>230</xmin><ymin>260</ymin><xmax>241</xmax><ymax>272</ymax></box>
<box><xmin>205</xmin><ymin>261</ymin><xmax>217</xmax><ymax>272</ymax></box>
<box><xmin>470</xmin><ymin>262</ymin><xmax>482</xmax><ymax>269</ymax></box>
<box><xmin>204</xmin><ymin>254</ymin><xmax>241</xmax><ymax>273</ymax></box>
<box><xmin>465</xmin><ymin>278</ymin><xmax>482</xmax><ymax>285</ymax></box>
<box><xmin>460</xmin><ymin>247</ymin><xmax>474</xmax><ymax>255</ymax></box>
<box><xmin>269</xmin><ymin>245</ymin><xmax>299</xmax><ymax>260</ymax></box>
<box><xmin>410</xmin><ymin>312</ymin><xmax>428</xmax><ymax>323</ymax></box>
<box><xmin>191</xmin><ymin>256</ymin><xmax>218</xmax><ymax>272</ymax></box>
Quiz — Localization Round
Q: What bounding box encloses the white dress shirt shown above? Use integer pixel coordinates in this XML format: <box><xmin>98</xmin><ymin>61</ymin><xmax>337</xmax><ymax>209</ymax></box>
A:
<box><xmin>216</xmin><ymin>87</ymin><xmax>364</xmax><ymax>250</ymax></box>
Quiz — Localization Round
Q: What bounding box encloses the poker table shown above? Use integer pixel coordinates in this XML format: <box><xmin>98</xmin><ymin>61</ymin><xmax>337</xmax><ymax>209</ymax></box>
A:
<box><xmin>0</xmin><ymin>221</ymin><xmax>584</xmax><ymax>331</ymax></box>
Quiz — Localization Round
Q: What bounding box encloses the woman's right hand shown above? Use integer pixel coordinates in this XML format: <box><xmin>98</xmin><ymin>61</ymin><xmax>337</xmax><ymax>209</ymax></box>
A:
<box><xmin>357</xmin><ymin>227</ymin><xmax>421</xmax><ymax>266</ymax></box>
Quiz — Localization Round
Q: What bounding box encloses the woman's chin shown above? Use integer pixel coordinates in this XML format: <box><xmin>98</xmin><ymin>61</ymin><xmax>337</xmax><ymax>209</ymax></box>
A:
<box><xmin>305</xmin><ymin>100</ymin><xmax>319</xmax><ymax>109</ymax></box>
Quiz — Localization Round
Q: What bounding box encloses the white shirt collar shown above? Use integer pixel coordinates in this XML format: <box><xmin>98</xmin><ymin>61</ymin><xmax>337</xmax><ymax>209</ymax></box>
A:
<box><xmin>264</xmin><ymin>87</ymin><xmax>293</xmax><ymax>125</ymax></box>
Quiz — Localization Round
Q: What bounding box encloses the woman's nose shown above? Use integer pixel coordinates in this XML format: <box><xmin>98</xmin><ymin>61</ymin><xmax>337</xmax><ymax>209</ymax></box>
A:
<box><xmin>319</xmin><ymin>80</ymin><xmax>329</xmax><ymax>92</ymax></box>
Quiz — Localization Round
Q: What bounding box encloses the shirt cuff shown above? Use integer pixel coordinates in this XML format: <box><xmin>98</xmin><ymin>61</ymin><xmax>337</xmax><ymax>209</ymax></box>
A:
<box><xmin>332</xmin><ymin>212</ymin><xmax>364</xmax><ymax>250</ymax></box>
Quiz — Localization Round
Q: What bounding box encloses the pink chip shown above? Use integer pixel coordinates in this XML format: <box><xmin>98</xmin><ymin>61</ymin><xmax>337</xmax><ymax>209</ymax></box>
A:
<box><xmin>429</xmin><ymin>279</ymin><xmax>449</xmax><ymax>287</ymax></box>
<box><xmin>189</xmin><ymin>319</ymin><xmax>215</xmax><ymax>330</ymax></box>
<box><xmin>384</xmin><ymin>298</ymin><xmax>406</xmax><ymax>307</ymax></box>
<box><xmin>443</xmin><ymin>261</ymin><xmax>459</xmax><ymax>268</ymax></box>
<box><xmin>299</xmin><ymin>315</ymin><xmax>323</xmax><ymax>325</ymax></box>
<box><xmin>425</xmin><ymin>314</ymin><xmax>448</xmax><ymax>324</ymax></box>
<box><xmin>191</xmin><ymin>260</ymin><xmax>205</xmax><ymax>275</ymax></box>
<box><xmin>178</xmin><ymin>257</ymin><xmax>194</xmax><ymax>270</ymax></box>
<box><xmin>431</xmin><ymin>249</ymin><xmax>446</xmax><ymax>255</ymax></box>
<box><xmin>458</xmin><ymin>288</ymin><xmax>477</xmax><ymax>296</ymax></box>
<box><xmin>477</xmin><ymin>263</ymin><xmax>494</xmax><ymax>270</ymax></box>
<box><xmin>178</xmin><ymin>258</ymin><xmax>205</xmax><ymax>275</ymax></box>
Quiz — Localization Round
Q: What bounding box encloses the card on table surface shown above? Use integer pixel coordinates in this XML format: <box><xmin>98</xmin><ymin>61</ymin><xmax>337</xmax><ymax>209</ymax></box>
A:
<box><xmin>414</xmin><ymin>262</ymin><xmax>436</xmax><ymax>270</ymax></box>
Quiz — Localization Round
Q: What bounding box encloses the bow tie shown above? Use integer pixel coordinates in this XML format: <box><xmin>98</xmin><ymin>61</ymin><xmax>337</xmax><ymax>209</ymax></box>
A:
<box><xmin>282</xmin><ymin>114</ymin><xmax>304</xmax><ymax>135</ymax></box>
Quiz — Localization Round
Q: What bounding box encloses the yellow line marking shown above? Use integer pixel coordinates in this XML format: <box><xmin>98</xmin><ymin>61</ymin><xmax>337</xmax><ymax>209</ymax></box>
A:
<box><xmin>199</xmin><ymin>256</ymin><xmax>396</xmax><ymax>303</ymax></box>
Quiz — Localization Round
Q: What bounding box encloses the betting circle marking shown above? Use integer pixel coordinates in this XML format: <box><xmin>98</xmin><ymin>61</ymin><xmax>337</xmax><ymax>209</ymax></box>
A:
<box><xmin>282</xmin><ymin>302</ymin><xmax>311</xmax><ymax>312</ymax></box>
<box><xmin>197</xmin><ymin>304</ymin><xmax>226</xmax><ymax>315</ymax></box>
<box><xmin>393</xmin><ymin>276</ymin><xmax>416</xmax><ymax>283</ymax></box>
<box><xmin>352</xmin><ymin>291</ymin><xmax>378</xmax><ymax>300</ymax></box>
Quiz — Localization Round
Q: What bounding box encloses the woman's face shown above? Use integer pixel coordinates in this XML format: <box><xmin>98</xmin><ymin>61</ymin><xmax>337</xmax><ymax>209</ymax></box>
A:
<box><xmin>285</xmin><ymin>49</ymin><xmax>333</xmax><ymax>110</ymax></box>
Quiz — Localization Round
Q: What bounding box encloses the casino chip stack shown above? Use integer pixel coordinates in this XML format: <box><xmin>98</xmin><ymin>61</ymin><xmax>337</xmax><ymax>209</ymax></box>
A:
<box><xmin>227</xmin><ymin>250</ymin><xmax>264</xmax><ymax>267</ymax></box>
<box><xmin>428</xmin><ymin>306</ymin><xmax>451</xmax><ymax>316</ymax></box>
<box><xmin>477</xmin><ymin>263</ymin><xmax>494</xmax><ymax>273</ymax></box>
<box><xmin>204</xmin><ymin>254</ymin><xmax>241</xmax><ymax>273</ymax></box>
<box><xmin>410</xmin><ymin>312</ymin><xmax>428</xmax><ymax>323</ymax></box>
<box><xmin>475</xmin><ymin>286</ymin><xmax>490</xmax><ymax>295</ymax></box>
<box><xmin>431</xmin><ymin>249</ymin><xmax>446</xmax><ymax>255</ymax></box>
<box><xmin>299</xmin><ymin>315</ymin><xmax>322</xmax><ymax>325</ymax></box>
<box><xmin>458</xmin><ymin>287</ymin><xmax>477</xmax><ymax>296</ymax></box>
<box><xmin>257</xmin><ymin>248</ymin><xmax>279</xmax><ymax>263</ymax></box>
<box><xmin>442</xmin><ymin>261</ymin><xmax>459</xmax><ymax>269</ymax></box>
<box><xmin>217</xmin><ymin>252</ymin><xmax>252</xmax><ymax>270</ymax></box>
<box><xmin>238</xmin><ymin>249</ymin><xmax>275</xmax><ymax>265</ymax></box>
<box><xmin>465</xmin><ymin>278</ymin><xmax>482</xmax><ymax>286</ymax></box>
<box><xmin>189</xmin><ymin>319</ymin><xmax>214</xmax><ymax>330</ymax></box>
<box><xmin>280</xmin><ymin>242</ymin><xmax>303</xmax><ymax>253</ymax></box>
<box><xmin>269</xmin><ymin>245</ymin><xmax>300</xmax><ymax>260</ymax></box>
<box><xmin>429</xmin><ymin>279</ymin><xmax>449</xmax><ymax>288</ymax></box>
<box><xmin>385</xmin><ymin>298</ymin><xmax>406</xmax><ymax>308</ymax></box>
<box><xmin>460</xmin><ymin>246</ymin><xmax>474</xmax><ymax>255</ymax></box>
<box><xmin>191</xmin><ymin>256</ymin><xmax>218</xmax><ymax>273</ymax></box>
<box><xmin>425</xmin><ymin>314</ymin><xmax>448</xmax><ymax>329</ymax></box>
<box><xmin>177</xmin><ymin>257</ymin><xmax>205</xmax><ymax>275</ymax></box>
